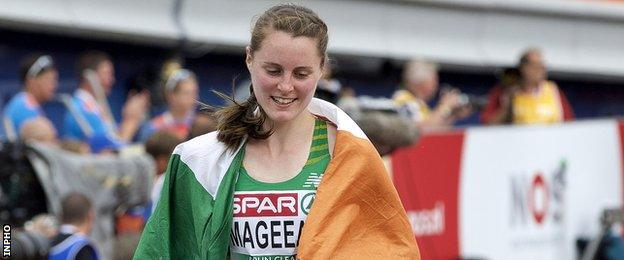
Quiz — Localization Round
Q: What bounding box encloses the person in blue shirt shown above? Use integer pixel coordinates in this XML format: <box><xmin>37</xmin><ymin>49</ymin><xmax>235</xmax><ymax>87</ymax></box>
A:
<box><xmin>49</xmin><ymin>192</ymin><xmax>99</xmax><ymax>260</ymax></box>
<box><xmin>63</xmin><ymin>51</ymin><xmax>149</xmax><ymax>149</ymax></box>
<box><xmin>2</xmin><ymin>54</ymin><xmax>58</xmax><ymax>140</ymax></box>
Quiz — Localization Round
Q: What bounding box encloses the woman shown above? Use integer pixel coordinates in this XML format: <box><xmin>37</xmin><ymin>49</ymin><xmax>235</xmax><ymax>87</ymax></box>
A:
<box><xmin>135</xmin><ymin>4</ymin><xmax>420</xmax><ymax>259</ymax></box>
<box><xmin>3</xmin><ymin>54</ymin><xmax>58</xmax><ymax>141</ymax></box>
<box><xmin>138</xmin><ymin>69</ymin><xmax>199</xmax><ymax>141</ymax></box>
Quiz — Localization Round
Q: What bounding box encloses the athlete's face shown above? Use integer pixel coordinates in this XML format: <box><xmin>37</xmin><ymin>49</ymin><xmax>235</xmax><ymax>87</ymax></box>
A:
<box><xmin>246</xmin><ymin>30</ymin><xmax>323</xmax><ymax>124</ymax></box>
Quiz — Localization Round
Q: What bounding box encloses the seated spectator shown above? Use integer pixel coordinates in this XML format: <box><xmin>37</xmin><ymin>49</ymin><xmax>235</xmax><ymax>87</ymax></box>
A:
<box><xmin>49</xmin><ymin>192</ymin><xmax>99</xmax><ymax>260</ymax></box>
<box><xmin>144</xmin><ymin>130</ymin><xmax>183</xmax><ymax>212</ymax></box>
<box><xmin>63</xmin><ymin>50</ymin><xmax>149</xmax><ymax>148</ymax></box>
<box><xmin>138</xmin><ymin>68</ymin><xmax>198</xmax><ymax>141</ymax></box>
<box><xmin>3</xmin><ymin>54</ymin><xmax>58</xmax><ymax>141</ymax></box>
<box><xmin>187</xmin><ymin>112</ymin><xmax>217</xmax><ymax>140</ymax></box>
<box><xmin>481</xmin><ymin>48</ymin><xmax>574</xmax><ymax>125</ymax></box>
<box><xmin>393</xmin><ymin>59</ymin><xmax>471</xmax><ymax>133</ymax></box>
<box><xmin>19</xmin><ymin>117</ymin><xmax>58</xmax><ymax>145</ymax></box>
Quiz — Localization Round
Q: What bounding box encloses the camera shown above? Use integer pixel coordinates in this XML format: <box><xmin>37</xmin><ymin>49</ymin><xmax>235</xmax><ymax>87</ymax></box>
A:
<box><xmin>441</xmin><ymin>84</ymin><xmax>488</xmax><ymax>111</ymax></box>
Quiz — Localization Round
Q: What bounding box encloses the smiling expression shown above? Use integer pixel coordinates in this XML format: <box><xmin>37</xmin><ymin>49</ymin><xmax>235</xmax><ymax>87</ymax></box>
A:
<box><xmin>247</xmin><ymin>30</ymin><xmax>323</xmax><ymax>125</ymax></box>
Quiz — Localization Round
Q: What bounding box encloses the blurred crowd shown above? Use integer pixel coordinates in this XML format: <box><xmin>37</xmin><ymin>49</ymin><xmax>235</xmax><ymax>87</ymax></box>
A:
<box><xmin>0</xmin><ymin>46</ymin><xmax>577</xmax><ymax>259</ymax></box>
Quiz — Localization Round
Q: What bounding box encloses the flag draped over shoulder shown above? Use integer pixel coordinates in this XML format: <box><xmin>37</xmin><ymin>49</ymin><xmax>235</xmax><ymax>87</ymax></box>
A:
<box><xmin>134</xmin><ymin>98</ymin><xmax>420</xmax><ymax>259</ymax></box>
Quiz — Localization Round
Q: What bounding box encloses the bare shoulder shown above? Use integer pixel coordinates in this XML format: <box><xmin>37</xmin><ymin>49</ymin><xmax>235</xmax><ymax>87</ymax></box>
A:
<box><xmin>327</xmin><ymin>122</ymin><xmax>336</xmax><ymax>157</ymax></box>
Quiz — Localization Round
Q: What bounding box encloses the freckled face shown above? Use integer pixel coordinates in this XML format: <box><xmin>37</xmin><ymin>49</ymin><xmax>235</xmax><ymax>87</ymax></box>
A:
<box><xmin>246</xmin><ymin>30</ymin><xmax>323</xmax><ymax>124</ymax></box>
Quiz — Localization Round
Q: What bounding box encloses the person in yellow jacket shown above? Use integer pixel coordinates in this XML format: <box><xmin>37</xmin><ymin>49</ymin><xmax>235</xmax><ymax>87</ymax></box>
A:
<box><xmin>393</xmin><ymin>59</ymin><xmax>472</xmax><ymax>133</ymax></box>
<box><xmin>135</xmin><ymin>4</ymin><xmax>420</xmax><ymax>259</ymax></box>
<box><xmin>482</xmin><ymin>48</ymin><xmax>575</xmax><ymax>125</ymax></box>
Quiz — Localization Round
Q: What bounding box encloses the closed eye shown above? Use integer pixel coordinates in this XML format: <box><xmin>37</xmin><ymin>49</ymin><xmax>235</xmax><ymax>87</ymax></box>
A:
<box><xmin>294</xmin><ymin>72</ymin><xmax>309</xmax><ymax>79</ymax></box>
<box><xmin>266</xmin><ymin>69</ymin><xmax>282</xmax><ymax>76</ymax></box>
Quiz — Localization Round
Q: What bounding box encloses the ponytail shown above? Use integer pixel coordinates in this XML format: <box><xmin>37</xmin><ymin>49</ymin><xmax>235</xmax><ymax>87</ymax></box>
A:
<box><xmin>212</xmin><ymin>86</ymin><xmax>273</xmax><ymax>151</ymax></box>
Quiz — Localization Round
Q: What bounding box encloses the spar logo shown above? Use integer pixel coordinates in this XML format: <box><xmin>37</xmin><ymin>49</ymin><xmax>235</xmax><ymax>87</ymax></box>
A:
<box><xmin>510</xmin><ymin>160</ymin><xmax>566</xmax><ymax>227</ymax></box>
<box><xmin>234</xmin><ymin>193</ymin><xmax>299</xmax><ymax>217</ymax></box>
<box><xmin>300</xmin><ymin>192</ymin><xmax>315</xmax><ymax>215</ymax></box>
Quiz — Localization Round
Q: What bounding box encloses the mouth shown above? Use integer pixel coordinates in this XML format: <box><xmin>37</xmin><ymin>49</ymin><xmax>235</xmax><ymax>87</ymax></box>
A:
<box><xmin>271</xmin><ymin>96</ymin><xmax>297</xmax><ymax>105</ymax></box>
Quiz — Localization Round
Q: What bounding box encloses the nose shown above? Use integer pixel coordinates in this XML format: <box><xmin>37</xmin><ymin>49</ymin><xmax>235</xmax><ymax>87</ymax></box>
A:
<box><xmin>277</xmin><ymin>75</ymin><xmax>295</xmax><ymax>92</ymax></box>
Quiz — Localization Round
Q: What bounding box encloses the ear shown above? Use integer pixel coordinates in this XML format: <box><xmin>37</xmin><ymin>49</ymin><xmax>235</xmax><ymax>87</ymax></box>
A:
<box><xmin>245</xmin><ymin>46</ymin><xmax>253</xmax><ymax>69</ymax></box>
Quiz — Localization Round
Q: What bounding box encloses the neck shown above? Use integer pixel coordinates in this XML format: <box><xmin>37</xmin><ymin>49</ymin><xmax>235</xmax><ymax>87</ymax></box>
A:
<box><xmin>256</xmin><ymin>112</ymin><xmax>315</xmax><ymax>156</ymax></box>
<box><xmin>64</xmin><ymin>223</ymin><xmax>89</xmax><ymax>235</ymax></box>
<box><xmin>169</xmin><ymin>106</ymin><xmax>189</xmax><ymax>121</ymax></box>
<box><xmin>521</xmin><ymin>80</ymin><xmax>540</xmax><ymax>92</ymax></box>
<box><xmin>24</xmin><ymin>88</ymin><xmax>43</xmax><ymax>104</ymax></box>
<box><xmin>79</xmin><ymin>83</ymin><xmax>96</xmax><ymax>97</ymax></box>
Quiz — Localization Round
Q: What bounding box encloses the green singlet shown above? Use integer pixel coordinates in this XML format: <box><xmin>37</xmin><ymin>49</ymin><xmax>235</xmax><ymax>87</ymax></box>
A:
<box><xmin>229</xmin><ymin>118</ymin><xmax>331</xmax><ymax>260</ymax></box>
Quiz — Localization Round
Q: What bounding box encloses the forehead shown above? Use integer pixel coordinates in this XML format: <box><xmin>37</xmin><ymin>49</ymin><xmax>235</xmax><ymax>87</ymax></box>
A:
<box><xmin>177</xmin><ymin>78</ymin><xmax>198</xmax><ymax>89</ymax></box>
<box><xmin>254</xmin><ymin>30</ymin><xmax>321</xmax><ymax>68</ymax></box>
<box><xmin>97</xmin><ymin>60</ymin><xmax>114</xmax><ymax>70</ymax></box>
<box><xmin>525</xmin><ymin>52</ymin><xmax>543</xmax><ymax>63</ymax></box>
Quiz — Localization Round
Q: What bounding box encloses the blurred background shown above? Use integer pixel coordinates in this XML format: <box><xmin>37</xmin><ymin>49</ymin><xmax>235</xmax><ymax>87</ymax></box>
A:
<box><xmin>1</xmin><ymin>0</ymin><xmax>624</xmax><ymax>259</ymax></box>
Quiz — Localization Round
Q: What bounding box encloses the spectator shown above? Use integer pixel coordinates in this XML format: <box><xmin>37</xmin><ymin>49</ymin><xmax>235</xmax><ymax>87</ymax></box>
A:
<box><xmin>481</xmin><ymin>48</ymin><xmax>574</xmax><ymax>125</ymax></box>
<box><xmin>19</xmin><ymin>117</ymin><xmax>58</xmax><ymax>145</ymax></box>
<box><xmin>3</xmin><ymin>54</ymin><xmax>58</xmax><ymax>141</ymax></box>
<box><xmin>49</xmin><ymin>192</ymin><xmax>99</xmax><ymax>260</ymax></box>
<box><xmin>393</xmin><ymin>59</ymin><xmax>471</xmax><ymax>133</ymax></box>
<box><xmin>144</xmin><ymin>130</ymin><xmax>182</xmax><ymax>213</ymax></box>
<box><xmin>63</xmin><ymin>50</ymin><xmax>149</xmax><ymax>147</ymax></box>
<box><xmin>138</xmin><ymin>69</ymin><xmax>198</xmax><ymax>141</ymax></box>
<box><xmin>186</xmin><ymin>112</ymin><xmax>217</xmax><ymax>140</ymax></box>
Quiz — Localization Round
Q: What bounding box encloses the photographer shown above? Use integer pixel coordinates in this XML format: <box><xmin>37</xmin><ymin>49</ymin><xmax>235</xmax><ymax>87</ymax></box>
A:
<box><xmin>393</xmin><ymin>59</ymin><xmax>472</xmax><ymax>133</ymax></box>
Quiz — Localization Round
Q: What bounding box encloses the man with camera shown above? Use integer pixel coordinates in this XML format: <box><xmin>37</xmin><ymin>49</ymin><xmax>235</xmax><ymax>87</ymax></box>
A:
<box><xmin>393</xmin><ymin>59</ymin><xmax>473</xmax><ymax>133</ymax></box>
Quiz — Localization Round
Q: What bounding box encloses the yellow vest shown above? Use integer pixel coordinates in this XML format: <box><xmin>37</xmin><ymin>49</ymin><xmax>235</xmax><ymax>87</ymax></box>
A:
<box><xmin>512</xmin><ymin>81</ymin><xmax>563</xmax><ymax>124</ymax></box>
<box><xmin>393</xmin><ymin>89</ymin><xmax>430</xmax><ymax>122</ymax></box>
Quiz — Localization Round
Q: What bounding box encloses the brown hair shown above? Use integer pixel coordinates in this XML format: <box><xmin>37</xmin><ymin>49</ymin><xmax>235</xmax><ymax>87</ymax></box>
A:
<box><xmin>518</xmin><ymin>47</ymin><xmax>542</xmax><ymax>68</ymax></box>
<box><xmin>214</xmin><ymin>4</ymin><xmax>329</xmax><ymax>151</ymax></box>
<box><xmin>77</xmin><ymin>50</ymin><xmax>112</xmax><ymax>82</ymax></box>
<box><xmin>60</xmin><ymin>192</ymin><xmax>92</xmax><ymax>225</ymax></box>
<box><xmin>145</xmin><ymin>130</ymin><xmax>182</xmax><ymax>158</ymax></box>
<box><xmin>19</xmin><ymin>53</ymin><xmax>56</xmax><ymax>82</ymax></box>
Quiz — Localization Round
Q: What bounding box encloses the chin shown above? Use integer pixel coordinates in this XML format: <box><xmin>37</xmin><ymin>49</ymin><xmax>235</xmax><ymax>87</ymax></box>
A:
<box><xmin>266</xmin><ymin>113</ymin><xmax>296</xmax><ymax>123</ymax></box>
